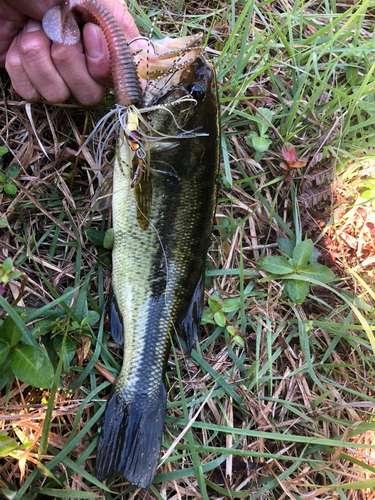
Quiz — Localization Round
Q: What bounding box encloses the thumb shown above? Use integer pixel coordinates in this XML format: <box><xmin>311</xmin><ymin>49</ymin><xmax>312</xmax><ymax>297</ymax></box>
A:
<box><xmin>83</xmin><ymin>23</ymin><xmax>112</xmax><ymax>86</ymax></box>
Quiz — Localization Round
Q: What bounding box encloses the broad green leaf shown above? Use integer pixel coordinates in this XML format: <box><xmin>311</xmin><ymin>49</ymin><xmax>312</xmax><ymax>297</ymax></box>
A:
<box><xmin>0</xmin><ymin>340</ymin><xmax>10</xmax><ymax>365</ymax></box>
<box><xmin>0</xmin><ymin>355</ymin><xmax>13</xmax><ymax>391</ymax></box>
<box><xmin>4</xmin><ymin>183</ymin><xmax>17</xmax><ymax>196</ymax></box>
<box><xmin>0</xmin><ymin>296</ymin><xmax>36</xmax><ymax>347</ymax></box>
<box><xmin>11</xmin><ymin>345</ymin><xmax>54</xmax><ymax>388</ymax></box>
<box><xmin>31</xmin><ymin>319</ymin><xmax>55</xmax><ymax>336</ymax></box>
<box><xmin>7</xmin><ymin>164</ymin><xmax>19</xmax><ymax>178</ymax></box>
<box><xmin>252</xmin><ymin>135</ymin><xmax>272</xmax><ymax>152</ymax></box>
<box><xmin>360</xmin><ymin>189</ymin><xmax>375</xmax><ymax>202</ymax></box>
<box><xmin>0</xmin><ymin>217</ymin><xmax>7</xmax><ymax>228</ymax></box>
<box><xmin>0</xmin><ymin>146</ymin><xmax>8</xmax><ymax>156</ymax></box>
<box><xmin>86</xmin><ymin>229</ymin><xmax>104</xmax><ymax>246</ymax></box>
<box><xmin>310</xmin><ymin>246</ymin><xmax>319</xmax><ymax>264</ymax></box>
<box><xmin>362</xmin><ymin>179</ymin><xmax>375</xmax><ymax>189</ymax></box>
<box><xmin>227</xmin><ymin>326</ymin><xmax>236</xmax><ymax>335</ymax></box>
<box><xmin>221</xmin><ymin>297</ymin><xmax>241</xmax><ymax>312</ymax></box>
<box><xmin>292</xmin><ymin>239</ymin><xmax>313</xmax><ymax>266</ymax></box>
<box><xmin>233</xmin><ymin>335</ymin><xmax>244</xmax><ymax>347</ymax></box>
<box><xmin>277</xmin><ymin>237</ymin><xmax>294</xmax><ymax>257</ymax></box>
<box><xmin>256</xmin><ymin>107</ymin><xmax>273</xmax><ymax>135</ymax></box>
<box><xmin>73</xmin><ymin>282</ymin><xmax>89</xmax><ymax>322</ymax></box>
<box><xmin>285</xmin><ymin>279</ymin><xmax>309</xmax><ymax>305</ymax></box>
<box><xmin>87</xmin><ymin>311</ymin><xmax>100</xmax><ymax>325</ymax></box>
<box><xmin>298</xmin><ymin>264</ymin><xmax>335</xmax><ymax>283</ymax></box>
<box><xmin>103</xmin><ymin>228</ymin><xmax>114</xmax><ymax>249</ymax></box>
<box><xmin>346</xmin><ymin>66</ymin><xmax>358</xmax><ymax>85</ymax></box>
<box><xmin>80</xmin><ymin>316</ymin><xmax>92</xmax><ymax>326</ymax></box>
<box><xmin>214</xmin><ymin>311</ymin><xmax>227</xmax><ymax>327</ymax></box>
<box><xmin>1</xmin><ymin>315</ymin><xmax>22</xmax><ymax>346</ymax></box>
<box><xmin>0</xmin><ymin>435</ymin><xmax>19</xmax><ymax>457</ymax></box>
<box><xmin>8</xmin><ymin>271</ymin><xmax>21</xmax><ymax>279</ymax></box>
<box><xmin>208</xmin><ymin>298</ymin><xmax>220</xmax><ymax>312</ymax></box>
<box><xmin>201</xmin><ymin>310</ymin><xmax>215</xmax><ymax>324</ymax></box>
<box><xmin>2</xmin><ymin>258</ymin><xmax>12</xmax><ymax>275</ymax></box>
<box><xmin>260</xmin><ymin>256</ymin><xmax>294</xmax><ymax>275</ymax></box>
<box><xmin>0</xmin><ymin>172</ymin><xmax>5</xmax><ymax>183</ymax></box>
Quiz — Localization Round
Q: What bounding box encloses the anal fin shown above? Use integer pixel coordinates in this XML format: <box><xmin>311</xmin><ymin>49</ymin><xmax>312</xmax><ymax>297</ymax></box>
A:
<box><xmin>177</xmin><ymin>274</ymin><xmax>204</xmax><ymax>352</ymax></box>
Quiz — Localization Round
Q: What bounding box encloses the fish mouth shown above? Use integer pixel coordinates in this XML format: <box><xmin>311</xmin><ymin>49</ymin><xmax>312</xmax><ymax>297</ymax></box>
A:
<box><xmin>135</xmin><ymin>33</ymin><xmax>204</xmax><ymax>91</ymax></box>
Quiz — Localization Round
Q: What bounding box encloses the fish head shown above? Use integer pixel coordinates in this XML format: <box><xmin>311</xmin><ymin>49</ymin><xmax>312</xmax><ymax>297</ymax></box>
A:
<box><xmin>133</xmin><ymin>33</ymin><xmax>217</xmax><ymax>140</ymax></box>
<box><xmin>133</xmin><ymin>35</ymin><xmax>218</xmax><ymax>180</ymax></box>
<box><xmin>135</xmin><ymin>34</ymin><xmax>204</xmax><ymax>88</ymax></box>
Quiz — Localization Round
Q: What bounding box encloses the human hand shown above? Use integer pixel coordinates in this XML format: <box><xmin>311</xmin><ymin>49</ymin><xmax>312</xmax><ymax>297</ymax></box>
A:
<box><xmin>0</xmin><ymin>0</ymin><xmax>141</xmax><ymax>105</ymax></box>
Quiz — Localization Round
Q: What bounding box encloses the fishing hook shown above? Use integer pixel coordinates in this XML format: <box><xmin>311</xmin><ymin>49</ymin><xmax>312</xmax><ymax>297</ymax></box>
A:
<box><xmin>136</xmin><ymin>146</ymin><xmax>147</xmax><ymax>160</ymax></box>
<box><xmin>128</xmin><ymin>36</ymin><xmax>158</xmax><ymax>56</ymax></box>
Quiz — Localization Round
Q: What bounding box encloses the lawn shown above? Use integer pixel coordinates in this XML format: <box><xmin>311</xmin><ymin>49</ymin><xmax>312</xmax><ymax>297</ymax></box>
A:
<box><xmin>1</xmin><ymin>0</ymin><xmax>375</xmax><ymax>498</ymax></box>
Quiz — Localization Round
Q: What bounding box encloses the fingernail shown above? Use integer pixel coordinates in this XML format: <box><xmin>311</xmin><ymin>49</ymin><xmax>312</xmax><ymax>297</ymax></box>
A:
<box><xmin>85</xmin><ymin>24</ymin><xmax>103</xmax><ymax>59</ymax></box>
<box><xmin>25</xmin><ymin>20</ymin><xmax>42</xmax><ymax>33</ymax></box>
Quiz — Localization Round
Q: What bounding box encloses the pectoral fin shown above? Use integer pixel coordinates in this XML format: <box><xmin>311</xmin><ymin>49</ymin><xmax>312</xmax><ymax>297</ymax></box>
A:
<box><xmin>90</xmin><ymin>171</ymin><xmax>114</xmax><ymax>212</ymax></box>
<box><xmin>177</xmin><ymin>274</ymin><xmax>204</xmax><ymax>352</ymax></box>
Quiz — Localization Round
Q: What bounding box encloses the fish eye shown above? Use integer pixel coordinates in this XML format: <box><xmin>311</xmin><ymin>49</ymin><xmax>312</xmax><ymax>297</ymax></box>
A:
<box><xmin>188</xmin><ymin>82</ymin><xmax>206</xmax><ymax>102</ymax></box>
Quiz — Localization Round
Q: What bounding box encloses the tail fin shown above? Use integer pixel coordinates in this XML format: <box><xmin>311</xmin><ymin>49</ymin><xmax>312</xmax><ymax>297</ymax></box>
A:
<box><xmin>96</xmin><ymin>382</ymin><xmax>166</xmax><ymax>489</ymax></box>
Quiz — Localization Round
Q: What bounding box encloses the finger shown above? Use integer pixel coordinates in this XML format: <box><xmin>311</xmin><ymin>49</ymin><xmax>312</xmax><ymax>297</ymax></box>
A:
<box><xmin>82</xmin><ymin>3</ymin><xmax>143</xmax><ymax>87</ymax></box>
<box><xmin>5</xmin><ymin>0</ymin><xmax>59</xmax><ymax>21</ymax></box>
<box><xmin>5</xmin><ymin>31</ymin><xmax>41</xmax><ymax>101</ymax></box>
<box><xmin>51</xmin><ymin>34</ymin><xmax>106</xmax><ymax>105</ymax></box>
<box><xmin>79</xmin><ymin>0</ymin><xmax>141</xmax><ymax>42</ymax></box>
<box><xmin>17</xmin><ymin>19</ymin><xmax>70</xmax><ymax>103</ymax></box>
<box><xmin>0</xmin><ymin>1</ymin><xmax>27</xmax><ymax>66</ymax></box>
<box><xmin>82</xmin><ymin>23</ymin><xmax>112</xmax><ymax>87</ymax></box>
<box><xmin>106</xmin><ymin>0</ymin><xmax>140</xmax><ymax>42</ymax></box>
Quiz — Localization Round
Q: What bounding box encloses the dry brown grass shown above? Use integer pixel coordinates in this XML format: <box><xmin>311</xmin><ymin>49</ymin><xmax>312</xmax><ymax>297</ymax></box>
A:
<box><xmin>1</xmin><ymin>0</ymin><xmax>375</xmax><ymax>498</ymax></box>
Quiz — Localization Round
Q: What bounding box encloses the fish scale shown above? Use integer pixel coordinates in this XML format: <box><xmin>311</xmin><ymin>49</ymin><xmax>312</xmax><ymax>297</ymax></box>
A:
<box><xmin>97</xmin><ymin>54</ymin><xmax>219</xmax><ymax>489</ymax></box>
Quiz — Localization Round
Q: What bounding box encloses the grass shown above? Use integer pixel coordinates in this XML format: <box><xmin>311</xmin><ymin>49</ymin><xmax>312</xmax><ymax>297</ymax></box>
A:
<box><xmin>1</xmin><ymin>0</ymin><xmax>375</xmax><ymax>498</ymax></box>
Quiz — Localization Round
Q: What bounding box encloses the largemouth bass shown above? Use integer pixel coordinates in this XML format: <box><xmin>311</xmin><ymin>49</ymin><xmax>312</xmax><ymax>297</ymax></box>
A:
<box><xmin>43</xmin><ymin>1</ymin><xmax>220</xmax><ymax>490</ymax></box>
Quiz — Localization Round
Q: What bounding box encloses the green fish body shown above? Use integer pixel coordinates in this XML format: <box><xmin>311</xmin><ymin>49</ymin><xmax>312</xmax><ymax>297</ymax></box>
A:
<box><xmin>96</xmin><ymin>45</ymin><xmax>220</xmax><ymax>489</ymax></box>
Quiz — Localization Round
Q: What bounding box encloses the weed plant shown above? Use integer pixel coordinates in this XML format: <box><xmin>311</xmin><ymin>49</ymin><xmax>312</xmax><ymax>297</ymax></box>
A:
<box><xmin>1</xmin><ymin>0</ymin><xmax>375</xmax><ymax>498</ymax></box>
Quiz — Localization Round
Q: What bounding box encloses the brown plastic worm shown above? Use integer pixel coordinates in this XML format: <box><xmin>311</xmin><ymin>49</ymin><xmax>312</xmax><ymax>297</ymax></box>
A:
<box><xmin>43</xmin><ymin>0</ymin><xmax>143</xmax><ymax>106</ymax></box>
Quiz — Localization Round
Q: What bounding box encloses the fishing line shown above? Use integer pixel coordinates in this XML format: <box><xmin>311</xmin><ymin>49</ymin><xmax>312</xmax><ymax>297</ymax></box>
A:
<box><xmin>127</xmin><ymin>36</ymin><xmax>158</xmax><ymax>56</ymax></box>
<box><xmin>171</xmin><ymin>321</ymin><xmax>200</xmax><ymax>395</ymax></box>
<box><xmin>144</xmin><ymin>34</ymin><xmax>202</xmax><ymax>101</ymax></box>
<box><xmin>134</xmin><ymin>201</ymin><xmax>170</xmax><ymax>294</ymax></box>
<box><xmin>78</xmin><ymin>100</ymin><xmax>206</xmax><ymax>186</ymax></box>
